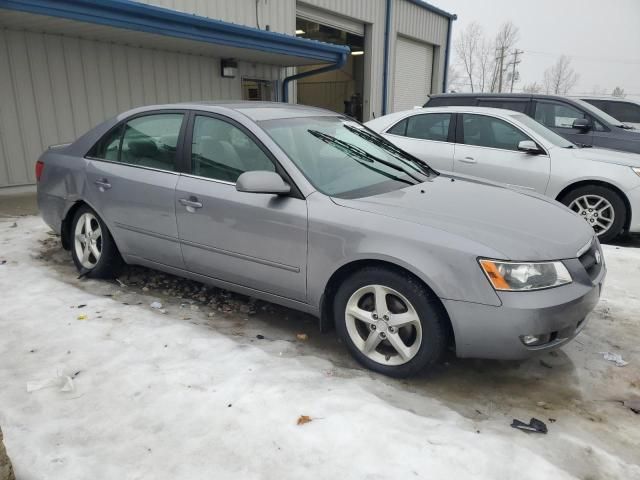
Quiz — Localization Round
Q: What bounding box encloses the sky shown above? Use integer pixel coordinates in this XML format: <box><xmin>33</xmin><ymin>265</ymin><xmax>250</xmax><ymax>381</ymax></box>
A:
<box><xmin>430</xmin><ymin>0</ymin><xmax>640</xmax><ymax>99</ymax></box>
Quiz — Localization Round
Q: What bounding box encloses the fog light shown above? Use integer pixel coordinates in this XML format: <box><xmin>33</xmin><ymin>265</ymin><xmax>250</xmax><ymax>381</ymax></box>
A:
<box><xmin>522</xmin><ymin>335</ymin><xmax>540</xmax><ymax>345</ymax></box>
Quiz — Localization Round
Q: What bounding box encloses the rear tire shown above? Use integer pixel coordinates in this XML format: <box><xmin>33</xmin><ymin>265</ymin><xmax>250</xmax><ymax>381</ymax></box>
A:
<box><xmin>560</xmin><ymin>185</ymin><xmax>626</xmax><ymax>243</ymax></box>
<box><xmin>334</xmin><ymin>267</ymin><xmax>448</xmax><ymax>378</ymax></box>
<box><xmin>70</xmin><ymin>205</ymin><xmax>122</xmax><ymax>278</ymax></box>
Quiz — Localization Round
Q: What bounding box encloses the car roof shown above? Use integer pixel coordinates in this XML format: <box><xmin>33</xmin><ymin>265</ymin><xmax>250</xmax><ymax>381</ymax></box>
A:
<box><xmin>116</xmin><ymin>101</ymin><xmax>340</xmax><ymax>122</ymax></box>
<box><xmin>429</xmin><ymin>92</ymin><xmax>585</xmax><ymax>103</ymax></box>
<box><xmin>408</xmin><ymin>106</ymin><xmax>525</xmax><ymax>117</ymax></box>
<box><xmin>578</xmin><ymin>96</ymin><xmax>640</xmax><ymax>104</ymax></box>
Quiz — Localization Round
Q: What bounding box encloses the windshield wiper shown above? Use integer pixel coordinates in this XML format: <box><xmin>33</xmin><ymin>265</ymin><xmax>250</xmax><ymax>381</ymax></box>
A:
<box><xmin>307</xmin><ymin>129</ymin><xmax>424</xmax><ymax>184</ymax></box>
<box><xmin>343</xmin><ymin>124</ymin><xmax>437</xmax><ymax>177</ymax></box>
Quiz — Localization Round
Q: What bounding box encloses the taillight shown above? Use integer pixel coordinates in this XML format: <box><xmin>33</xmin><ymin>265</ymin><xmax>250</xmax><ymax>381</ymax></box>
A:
<box><xmin>35</xmin><ymin>160</ymin><xmax>44</xmax><ymax>181</ymax></box>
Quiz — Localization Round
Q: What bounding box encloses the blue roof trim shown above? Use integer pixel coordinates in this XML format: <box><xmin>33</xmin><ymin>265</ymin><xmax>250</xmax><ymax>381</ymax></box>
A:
<box><xmin>0</xmin><ymin>0</ymin><xmax>350</xmax><ymax>64</ymax></box>
<box><xmin>403</xmin><ymin>0</ymin><xmax>457</xmax><ymax>20</ymax></box>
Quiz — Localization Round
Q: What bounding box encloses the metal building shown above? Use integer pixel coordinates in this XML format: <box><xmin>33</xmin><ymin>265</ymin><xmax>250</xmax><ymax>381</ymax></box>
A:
<box><xmin>0</xmin><ymin>0</ymin><xmax>455</xmax><ymax>189</ymax></box>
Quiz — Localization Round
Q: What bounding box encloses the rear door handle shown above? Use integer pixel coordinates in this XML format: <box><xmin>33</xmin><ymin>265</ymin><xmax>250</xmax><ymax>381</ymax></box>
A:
<box><xmin>94</xmin><ymin>179</ymin><xmax>112</xmax><ymax>190</ymax></box>
<box><xmin>459</xmin><ymin>157</ymin><xmax>476</xmax><ymax>164</ymax></box>
<box><xmin>179</xmin><ymin>197</ymin><xmax>203</xmax><ymax>211</ymax></box>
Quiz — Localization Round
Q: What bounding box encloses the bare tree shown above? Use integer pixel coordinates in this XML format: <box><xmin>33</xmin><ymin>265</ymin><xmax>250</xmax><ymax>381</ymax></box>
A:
<box><xmin>476</xmin><ymin>37</ymin><xmax>495</xmax><ymax>92</ymax></box>
<box><xmin>491</xmin><ymin>22</ymin><xmax>520</xmax><ymax>92</ymax></box>
<box><xmin>521</xmin><ymin>82</ymin><xmax>542</xmax><ymax>93</ymax></box>
<box><xmin>454</xmin><ymin>22</ymin><xmax>483</xmax><ymax>92</ymax></box>
<box><xmin>446</xmin><ymin>65</ymin><xmax>464</xmax><ymax>92</ymax></box>
<box><xmin>612</xmin><ymin>86</ymin><xmax>626</xmax><ymax>98</ymax></box>
<box><xmin>543</xmin><ymin>55</ymin><xmax>579</xmax><ymax>95</ymax></box>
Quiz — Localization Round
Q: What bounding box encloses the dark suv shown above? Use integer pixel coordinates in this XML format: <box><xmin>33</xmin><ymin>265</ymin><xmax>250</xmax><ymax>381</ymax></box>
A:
<box><xmin>424</xmin><ymin>93</ymin><xmax>640</xmax><ymax>154</ymax></box>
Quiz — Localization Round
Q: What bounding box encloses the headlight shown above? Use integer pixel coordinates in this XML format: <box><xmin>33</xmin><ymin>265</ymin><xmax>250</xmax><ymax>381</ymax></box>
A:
<box><xmin>479</xmin><ymin>259</ymin><xmax>572</xmax><ymax>291</ymax></box>
<box><xmin>632</xmin><ymin>167</ymin><xmax>640</xmax><ymax>177</ymax></box>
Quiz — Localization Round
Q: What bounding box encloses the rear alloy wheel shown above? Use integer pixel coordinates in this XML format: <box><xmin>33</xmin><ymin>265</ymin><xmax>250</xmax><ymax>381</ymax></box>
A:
<box><xmin>561</xmin><ymin>185</ymin><xmax>626</xmax><ymax>243</ymax></box>
<box><xmin>71</xmin><ymin>205</ymin><xmax>122</xmax><ymax>278</ymax></box>
<box><xmin>334</xmin><ymin>267</ymin><xmax>448</xmax><ymax>377</ymax></box>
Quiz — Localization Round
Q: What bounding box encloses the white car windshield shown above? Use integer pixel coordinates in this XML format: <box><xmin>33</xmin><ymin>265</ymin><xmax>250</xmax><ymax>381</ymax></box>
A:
<box><xmin>512</xmin><ymin>114</ymin><xmax>576</xmax><ymax>148</ymax></box>
<box><xmin>260</xmin><ymin>116</ymin><xmax>437</xmax><ymax>198</ymax></box>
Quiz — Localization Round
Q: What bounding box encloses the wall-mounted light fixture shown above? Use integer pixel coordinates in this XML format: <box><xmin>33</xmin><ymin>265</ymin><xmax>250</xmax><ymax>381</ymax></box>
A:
<box><xmin>295</xmin><ymin>29</ymin><xmax>305</xmax><ymax>35</ymax></box>
<box><xmin>221</xmin><ymin>58</ymin><xmax>238</xmax><ymax>78</ymax></box>
<box><xmin>351</xmin><ymin>50</ymin><xmax>364</xmax><ymax>56</ymax></box>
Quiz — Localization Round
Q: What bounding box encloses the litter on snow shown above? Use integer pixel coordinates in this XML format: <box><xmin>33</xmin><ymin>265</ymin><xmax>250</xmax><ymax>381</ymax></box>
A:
<box><xmin>599</xmin><ymin>351</ymin><xmax>629</xmax><ymax>367</ymax></box>
<box><xmin>510</xmin><ymin>418</ymin><xmax>548</xmax><ymax>434</ymax></box>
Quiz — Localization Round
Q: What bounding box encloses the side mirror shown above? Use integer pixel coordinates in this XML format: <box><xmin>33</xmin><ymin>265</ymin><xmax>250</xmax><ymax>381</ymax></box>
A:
<box><xmin>236</xmin><ymin>171</ymin><xmax>291</xmax><ymax>195</ymax></box>
<box><xmin>517</xmin><ymin>140</ymin><xmax>542</xmax><ymax>154</ymax></box>
<box><xmin>572</xmin><ymin>118</ymin><xmax>592</xmax><ymax>131</ymax></box>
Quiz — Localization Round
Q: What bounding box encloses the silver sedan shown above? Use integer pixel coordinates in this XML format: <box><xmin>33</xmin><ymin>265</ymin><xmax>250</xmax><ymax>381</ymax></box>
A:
<box><xmin>367</xmin><ymin>106</ymin><xmax>640</xmax><ymax>242</ymax></box>
<box><xmin>37</xmin><ymin>102</ymin><xmax>604</xmax><ymax>377</ymax></box>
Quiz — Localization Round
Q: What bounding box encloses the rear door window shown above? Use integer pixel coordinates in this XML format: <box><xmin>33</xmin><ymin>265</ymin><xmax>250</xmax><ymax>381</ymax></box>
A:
<box><xmin>119</xmin><ymin>114</ymin><xmax>184</xmax><ymax>171</ymax></box>
<box><xmin>405</xmin><ymin>113</ymin><xmax>452</xmax><ymax>141</ymax></box>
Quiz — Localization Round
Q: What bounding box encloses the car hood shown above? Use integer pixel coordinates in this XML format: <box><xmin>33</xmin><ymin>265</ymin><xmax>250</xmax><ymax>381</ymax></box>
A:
<box><xmin>332</xmin><ymin>175</ymin><xmax>593</xmax><ymax>260</ymax></box>
<box><xmin>568</xmin><ymin>146</ymin><xmax>640</xmax><ymax>167</ymax></box>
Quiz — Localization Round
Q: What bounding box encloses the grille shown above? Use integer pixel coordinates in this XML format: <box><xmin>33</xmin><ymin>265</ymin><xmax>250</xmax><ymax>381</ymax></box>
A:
<box><xmin>578</xmin><ymin>239</ymin><xmax>602</xmax><ymax>281</ymax></box>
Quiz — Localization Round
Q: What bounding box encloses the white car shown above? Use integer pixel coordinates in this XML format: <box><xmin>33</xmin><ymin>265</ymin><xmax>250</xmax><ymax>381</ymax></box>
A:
<box><xmin>366</xmin><ymin>106</ymin><xmax>640</xmax><ymax>242</ymax></box>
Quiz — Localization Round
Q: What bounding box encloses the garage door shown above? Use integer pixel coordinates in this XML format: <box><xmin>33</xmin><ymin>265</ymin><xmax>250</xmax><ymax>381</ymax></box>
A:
<box><xmin>393</xmin><ymin>36</ymin><xmax>433</xmax><ymax>113</ymax></box>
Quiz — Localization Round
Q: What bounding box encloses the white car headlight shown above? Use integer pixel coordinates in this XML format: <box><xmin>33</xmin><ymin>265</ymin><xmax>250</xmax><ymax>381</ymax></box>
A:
<box><xmin>479</xmin><ymin>259</ymin><xmax>572</xmax><ymax>291</ymax></box>
<box><xmin>632</xmin><ymin>167</ymin><xmax>640</xmax><ymax>177</ymax></box>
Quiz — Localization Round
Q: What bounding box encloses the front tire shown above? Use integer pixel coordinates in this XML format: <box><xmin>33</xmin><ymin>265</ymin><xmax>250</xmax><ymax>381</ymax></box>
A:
<box><xmin>334</xmin><ymin>267</ymin><xmax>448</xmax><ymax>378</ymax></box>
<box><xmin>560</xmin><ymin>185</ymin><xmax>626</xmax><ymax>243</ymax></box>
<box><xmin>71</xmin><ymin>205</ymin><xmax>122</xmax><ymax>278</ymax></box>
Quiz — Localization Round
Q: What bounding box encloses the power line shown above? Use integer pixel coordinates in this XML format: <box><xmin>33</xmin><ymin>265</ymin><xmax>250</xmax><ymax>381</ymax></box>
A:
<box><xmin>521</xmin><ymin>49</ymin><xmax>640</xmax><ymax>65</ymax></box>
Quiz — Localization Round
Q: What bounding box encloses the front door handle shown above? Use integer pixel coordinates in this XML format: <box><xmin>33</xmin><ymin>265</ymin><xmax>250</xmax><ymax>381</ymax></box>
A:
<box><xmin>179</xmin><ymin>197</ymin><xmax>203</xmax><ymax>212</ymax></box>
<box><xmin>94</xmin><ymin>179</ymin><xmax>112</xmax><ymax>191</ymax></box>
<box><xmin>459</xmin><ymin>156</ymin><xmax>476</xmax><ymax>164</ymax></box>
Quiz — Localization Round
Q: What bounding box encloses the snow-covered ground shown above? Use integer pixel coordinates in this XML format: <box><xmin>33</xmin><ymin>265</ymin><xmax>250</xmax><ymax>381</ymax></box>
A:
<box><xmin>1</xmin><ymin>216</ymin><xmax>639</xmax><ymax>480</ymax></box>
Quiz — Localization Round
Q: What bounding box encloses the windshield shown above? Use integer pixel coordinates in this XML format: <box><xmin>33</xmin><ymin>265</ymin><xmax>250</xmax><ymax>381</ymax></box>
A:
<box><xmin>260</xmin><ymin>116</ymin><xmax>436</xmax><ymax>198</ymax></box>
<box><xmin>574</xmin><ymin>98</ymin><xmax>627</xmax><ymax>127</ymax></box>
<box><xmin>511</xmin><ymin>114</ymin><xmax>575</xmax><ymax>148</ymax></box>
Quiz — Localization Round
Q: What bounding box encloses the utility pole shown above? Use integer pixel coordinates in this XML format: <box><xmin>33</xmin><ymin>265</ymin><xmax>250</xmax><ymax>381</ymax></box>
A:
<box><xmin>496</xmin><ymin>45</ymin><xmax>507</xmax><ymax>93</ymax></box>
<box><xmin>509</xmin><ymin>49</ymin><xmax>524</xmax><ymax>93</ymax></box>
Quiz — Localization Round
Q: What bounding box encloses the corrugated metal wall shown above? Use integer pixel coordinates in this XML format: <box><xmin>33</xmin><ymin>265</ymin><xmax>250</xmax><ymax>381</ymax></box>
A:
<box><xmin>0</xmin><ymin>28</ymin><xmax>280</xmax><ymax>187</ymax></box>
<box><xmin>136</xmin><ymin>0</ymin><xmax>296</xmax><ymax>34</ymax></box>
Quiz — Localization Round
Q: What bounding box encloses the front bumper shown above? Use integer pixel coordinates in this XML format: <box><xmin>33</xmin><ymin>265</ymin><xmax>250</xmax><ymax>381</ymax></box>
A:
<box><xmin>443</xmin><ymin>255</ymin><xmax>606</xmax><ymax>360</ymax></box>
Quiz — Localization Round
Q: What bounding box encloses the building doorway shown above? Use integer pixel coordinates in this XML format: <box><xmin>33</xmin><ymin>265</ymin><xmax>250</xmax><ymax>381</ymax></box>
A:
<box><xmin>294</xmin><ymin>18</ymin><xmax>365</xmax><ymax>121</ymax></box>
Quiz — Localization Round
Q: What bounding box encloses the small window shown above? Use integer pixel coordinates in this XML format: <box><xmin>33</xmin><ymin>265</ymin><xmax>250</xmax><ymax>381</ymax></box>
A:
<box><xmin>119</xmin><ymin>114</ymin><xmax>184</xmax><ymax>171</ymax></box>
<box><xmin>406</xmin><ymin>113</ymin><xmax>451</xmax><ymax>141</ymax></box>
<box><xmin>387</xmin><ymin>119</ymin><xmax>407</xmax><ymax>136</ymax></box>
<box><xmin>461</xmin><ymin>114</ymin><xmax>531</xmax><ymax>151</ymax></box>
<box><xmin>478</xmin><ymin>100</ymin><xmax>528</xmax><ymax>113</ymax></box>
<box><xmin>534</xmin><ymin>101</ymin><xmax>587</xmax><ymax>129</ymax></box>
<box><xmin>90</xmin><ymin>125</ymin><xmax>123</xmax><ymax>161</ymax></box>
<box><xmin>607</xmin><ymin>102</ymin><xmax>640</xmax><ymax>124</ymax></box>
<box><xmin>191</xmin><ymin>115</ymin><xmax>275</xmax><ymax>183</ymax></box>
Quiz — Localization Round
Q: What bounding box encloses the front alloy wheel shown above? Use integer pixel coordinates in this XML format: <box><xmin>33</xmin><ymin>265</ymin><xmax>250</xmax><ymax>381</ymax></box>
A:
<box><xmin>334</xmin><ymin>267</ymin><xmax>448</xmax><ymax>377</ymax></box>
<box><xmin>561</xmin><ymin>185</ymin><xmax>626</xmax><ymax>243</ymax></box>
<box><xmin>568</xmin><ymin>194</ymin><xmax>614</xmax><ymax>237</ymax></box>
<box><xmin>345</xmin><ymin>285</ymin><xmax>422</xmax><ymax>366</ymax></box>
